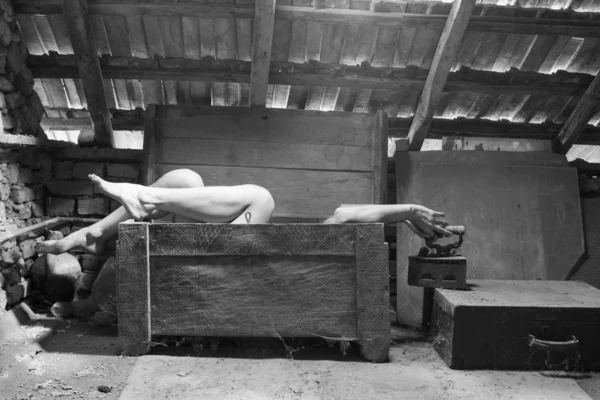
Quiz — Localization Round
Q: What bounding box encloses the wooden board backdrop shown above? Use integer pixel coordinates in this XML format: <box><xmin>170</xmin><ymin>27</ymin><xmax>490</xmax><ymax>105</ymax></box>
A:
<box><xmin>396</xmin><ymin>151</ymin><xmax>585</xmax><ymax>327</ymax></box>
<box><xmin>142</xmin><ymin>105</ymin><xmax>388</xmax><ymax>220</ymax></box>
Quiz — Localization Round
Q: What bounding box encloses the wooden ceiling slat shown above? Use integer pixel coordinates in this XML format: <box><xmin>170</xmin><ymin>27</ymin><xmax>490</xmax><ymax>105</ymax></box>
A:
<box><xmin>90</xmin><ymin>14</ymin><xmax>110</xmax><ymax>55</ymax></box>
<box><xmin>182</xmin><ymin>16</ymin><xmax>201</xmax><ymax>60</ymax></box>
<box><xmin>31</xmin><ymin>15</ymin><xmax>59</xmax><ymax>53</ymax></box>
<box><xmin>456</xmin><ymin>31</ymin><xmax>484</xmax><ymax>69</ymax></box>
<box><xmin>17</xmin><ymin>15</ymin><xmax>45</xmax><ymax>55</ymax></box>
<box><xmin>498</xmin><ymin>94</ymin><xmax>528</xmax><ymax>121</ymax></box>
<box><xmin>235</xmin><ymin>18</ymin><xmax>253</xmax><ymax>61</ymax></box>
<box><xmin>102</xmin><ymin>15</ymin><xmax>132</xmax><ymax>56</ymax></box>
<box><xmin>537</xmin><ymin>35</ymin><xmax>570</xmax><ymax>74</ymax></box>
<box><xmin>161</xmin><ymin>80</ymin><xmax>177</xmax><ymax>105</ymax></box>
<box><xmin>352</xmin><ymin>88</ymin><xmax>372</xmax><ymax>113</ymax></box>
<box><xmin>288</xmin><ymin>20</ymin><xmax>308</xmax><ymax>63</ymax></box>
<box><xmin>393</xmin><ymin>26</ymin><xmax>417</xmax><ymax>68</ymax></box>
<box><xmin>339</xmin><ymin>24</ymin><xmax>360</xmax><ymax>65</ymax></box>
<box><xmin>490</xmin><ymin>33</ymin><xmax>521</xmax><ymax>72</ymax></box>
<box><xmin>142</xmin><ymin>15</ymin><xmax>165</xmax><ymax>57</ymax></box>
<box><xmin>506</xmin><ymin>34</ymin><xmax>536</xmax><ymax>70</ymax></box>
<box><xmin>566</xmin><ymin>37</ymin><xmax>600</xmax><ymax>72</ymax></box>
<box><xmin>127</xmin><ymin>15</ymin><xmax>149</xmax><ymax>58</ymax></box>
<box><xmin>520</xmin><ymin>35</ymin><xmax>557</xmax><ymax>72</ymax></box>
<box><xmin>47</xmin><ymin>14</ymin><xmax>73</xmax><ymax>54</ymax></box>
<box><xmin>159</xmin><ymin>16</ymin><xmax>185</xmax><ymax>58</ymax></box>
<box><xmin>198</xmin><ymin>18</ymin><xmax>216</xmax><ymax>58</ymax></box>
<box><xmin>62</xmin><ymin>78</ymin><xmax>83</xmax><ymax>108</ymax></box>
<box><xmin>140</xmin><ymin>80</ymin><xmax>163</xmax><ymax>107</ymax></box>
<box><xmin>472</xmin><ymin>33</ymin><xmax>508</xmax><ymax>71</ymax></box>
<box><xmin>102</xmin><ymin>78</ymin><xmax>117</xmax><ymax>109</ymax></box>
<box><xmin>112</xmin><ymin>79</ymin><xmax>132</xmax><ymax>109</ymax></box>
<box><xmin>305</xmin><ymin>21</ymin><xmax>324</xmax><ymax>61</ymax></box>
<box><xmin>371</xmin><ymin>26</ymin><xmax>399</xmax><ymax>67</ymax></box>
<box><xmin>355</xmin><ymin>25</ymin><xmax>378</xmax><ymax>65</ymax></box>
<box><xmin>13</xmin><ymin>2</ymin><xmax>600</xmax><ymax>38</ymax></box>
<box><xmin>511</xmin><ymin>94</ymin><xmax>547</xmax><ymax>123</ymax></box>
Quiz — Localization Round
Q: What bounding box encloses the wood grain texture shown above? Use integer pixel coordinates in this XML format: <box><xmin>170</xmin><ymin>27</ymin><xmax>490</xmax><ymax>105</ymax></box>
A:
<box><xmin>356</xmin><ymin>225</ymin><xmax>390</xmax><ymax>362</ymax></box>
<box><xmin>116</xmin><ymin>222</ymin><xmax>389</xmax><ymax>362</ymax></box>
<box><xmin>62</xmin><ymin>0</ymin><xmax>114</xmax><ymax>147</ymax></box>
<box><xmin>117</xmin><ymin>223</ymin><xmax>150</xmax><ymax>356</ymax></box>
<box><xmin>250</xmin><ymin>0</ymin><xmax>276</xmax><ymax>107</ymax></box>
<box><xmin>554</xmin><ymin>72</ymin><xmax>600</xmax><ymax>154</ymax></box>
<box><xmin>150</xmin><ymin>255</ymin><xmax>358</xmax><ymax>337</ymax></box>
<box><xmin>141</xmin><ymin>104</ymin><xmax>158</xmax><ymax>186</ymax></box>
<box><xmin>407</xmin><ymin>0</ymin><xmax>476</xmax><ymax>150</ymax></box>
<box><xmin>373</xmin><ymin>110</ymin><xmax>388</xmax><ymax>204</ymax></box>
<box><xmin>432</xmin><ymin>280</ymin><xmax>600</xmax><ymax>370</ymax></box>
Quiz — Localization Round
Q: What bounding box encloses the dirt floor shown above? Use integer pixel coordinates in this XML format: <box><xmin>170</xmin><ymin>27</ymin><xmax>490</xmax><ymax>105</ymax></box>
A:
<box><xmin>1</xmin><ymin>308</ymin><xmax>599</xmax><ymax>400</ymax></box>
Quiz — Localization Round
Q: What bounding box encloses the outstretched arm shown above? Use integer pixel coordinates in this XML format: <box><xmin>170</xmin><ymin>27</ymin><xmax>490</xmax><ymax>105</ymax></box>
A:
<box><xmin>327</xmin><ymin>204</ymin><xmax>452</xmax><ymax>239</ymax></box>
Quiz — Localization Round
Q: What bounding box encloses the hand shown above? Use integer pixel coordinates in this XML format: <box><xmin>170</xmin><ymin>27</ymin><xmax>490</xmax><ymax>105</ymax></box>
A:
<box><xmin>407</xmin><ymin>205</ymin><xmax>452</xmax><ymax>239</ymax></box>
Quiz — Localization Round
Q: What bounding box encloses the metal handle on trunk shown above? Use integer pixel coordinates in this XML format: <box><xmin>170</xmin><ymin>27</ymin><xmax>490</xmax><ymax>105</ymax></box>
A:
<box><xmin>527</xmin><ymin>334</ymin><xmax>579</xmax><ymax>352</ymax></box>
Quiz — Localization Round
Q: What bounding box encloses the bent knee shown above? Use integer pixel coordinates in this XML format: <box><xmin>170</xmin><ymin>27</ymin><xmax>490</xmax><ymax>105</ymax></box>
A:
<box><xmin>250</xmin><ymin>185</ymin><xmax>275</xmax><ymax>215</ymax></box>
<box><xmin>156</xmin><ymin>168</ymin><xmax>204</xmax><ymax>188</ymax></box>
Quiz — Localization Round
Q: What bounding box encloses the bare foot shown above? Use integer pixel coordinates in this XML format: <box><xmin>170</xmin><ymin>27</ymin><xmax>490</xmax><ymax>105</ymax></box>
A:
<box><xmin>35</xmin><ymin>226</ymin><xmax>107</xmax><ymax>255</ymax></box>
<box><xmin>89</xmin><ymin>174</ymin><xmax>155</xmax><ymax>220</ymax></box>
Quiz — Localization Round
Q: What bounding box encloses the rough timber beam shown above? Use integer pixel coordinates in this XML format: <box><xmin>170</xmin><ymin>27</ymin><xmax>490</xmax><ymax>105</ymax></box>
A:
<box><xmin>63</xmin><ymin>0</ymin><xmax>114</xmax><ymax>147</ymax></box>
<box><xmin>13</xmin><ymin>1</ymin><xmax>600</xmax><ymax>38</ymax></box>
<box><xmin>407</xmin><ymin>0</ymin><xmax>476</xmax><ymax>151</ymax></box>
<box><xmin>41</xmin><ymin>108</ymin><xmax>600</xmax><ymax>144</ymax></box>
<box><xmin>27</xmin><ymin>55</ymin><xmax>594</xmax><ymax>97</ymax></box>
<box><xmin>250</xmin><ymin>0</ymin><xmax>276</xmax><ymax>107</ymax></box>
<box><xmin>553</xmin><ymin>72</ymin><xmax>600</xmax><ymax>154</ymax></box>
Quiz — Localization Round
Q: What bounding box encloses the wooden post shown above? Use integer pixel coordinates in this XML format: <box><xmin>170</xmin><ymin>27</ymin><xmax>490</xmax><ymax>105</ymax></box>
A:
<box><xmin>63</xmin><ymin>0</ymin><xmax>115</xmax><ymax>147</ymax></box>
<box><xmin>250</xmin><ymin>0</ymin><xmax>276</xmax><ymax>107</ymax></box>
<box><xmin>553</xmin><ymin>72</ymin><xmax>600</xmax><ymax>155</ymax></box>
<box><xmin>356</xmin><ymin>225</ymin><xmax>390</xmax><ymax>362</ymax></box>
<box><xmin>141</xmin><ymin>104</ymin><xmax>159</xmax><ymax>186</ymax></box>
<box><xmin>407</xmin><ymin>0</ymin><xmax>477</xmax><ymax>150</ymax></box>
<box><xmin>117</xmin><ymin>223</ymin><xmax>151</xmax><ymax>355</ymax></box>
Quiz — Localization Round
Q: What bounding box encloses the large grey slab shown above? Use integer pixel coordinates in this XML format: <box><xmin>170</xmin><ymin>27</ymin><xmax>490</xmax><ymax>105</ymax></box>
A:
<box><xmin>118</xmin><ymin>345</ymin><xmax>592</xmax><ymax>400</ymax></box>
<box><xmin>396</xmin><ymin>151</ymin><xmax>584</xmax><ymax>326</ymax></box>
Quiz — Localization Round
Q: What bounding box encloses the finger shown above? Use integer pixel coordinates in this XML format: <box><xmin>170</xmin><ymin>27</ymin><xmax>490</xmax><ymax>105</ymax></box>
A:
<box><xmin>415</xmin><ymin>221</ymin><xmax>435</xmax><ymax>238</ymax></box>
<box><xmin>404</xmin><ymin>221</ymin><xmax>428</xmax><ymax>238</ymax></box>
<box><xmin>432</xmin><ymin>219</ymin><xmax>450</xmax><ymax>227</ymax></box>
<box><xmin>432</xmin><ymin>211</ymin><xmax>446</xmax><ymax>218</ymax></box>
<box><xmin>433</xmin><ymin>225</ymin><xmax>453</xmax><ymax>237</ymax></box>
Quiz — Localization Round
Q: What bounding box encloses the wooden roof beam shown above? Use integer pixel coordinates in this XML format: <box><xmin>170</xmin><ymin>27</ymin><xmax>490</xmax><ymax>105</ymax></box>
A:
<box><xmin>553</xmin><ymin>72</ymin><xmax>600</xmax><ymax>154</ymax></box>
<box><xmin>14</xmin><ymin>1</ymin><xmax>600</xmax><ymax>38</ymax></box>
<box><xmin>63</xmin><ymin>0</ymin><xmax>114</xmax><ymax>147</ymax></box>
<box><xmin>407</xmin><ymin>0</ymin><xmax>476</xmax><ymax>150</ymax></box>
<box><xmin>40</xmin><ymin>108</ymin><xmax>600</xmax><ymax>144</ymax></box>
<box><xmin>27</xmin><ymin>55</ymin><xmax>595</xmax><ymax>97</ymax></box>
<box><xmin>250</xmin><ymin>0</ymin><xmax>276</xmax><ymax>107</ymax></box>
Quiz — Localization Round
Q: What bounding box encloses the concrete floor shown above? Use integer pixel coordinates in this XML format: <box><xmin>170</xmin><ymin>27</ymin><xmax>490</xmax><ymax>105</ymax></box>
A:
<box><xmin>1</xmin><ymin>309</ymin><xmax>599</xmax><ymax>400</ymax></box>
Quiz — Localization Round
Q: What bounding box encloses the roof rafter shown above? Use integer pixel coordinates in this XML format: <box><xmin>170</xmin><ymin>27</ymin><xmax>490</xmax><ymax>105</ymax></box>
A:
<box><xmin>250</xmin><ymin>0</ymin><xmax>276</xmax><ymax>107</ymax></box>
<box><xmin>13</xmin><ymin>1</ymin><xmax>600</xmax><ymax>38</ymax></box>
<box><xmin>553</xmin><ymin>72</ymin><xmax>600</xmax><ymax>154</ymax></box>
<box><xmin>63</xmin><ymin>0</ymin><xmax>114</xmax><ymax>147</ymax></box>
<box><xmin>27</xmin><ymin>54</ymin><xmax>595</xmax><ymax>97</ymax></box>
<box><xmin>407</xmin><ymin>0</ymin><xmax>477</xmax><ymax>150</ymax></box>
<box><xmin>41</xmin><ymin>108</ymin><xmax>600</xmax><ymax>144</ymax></box>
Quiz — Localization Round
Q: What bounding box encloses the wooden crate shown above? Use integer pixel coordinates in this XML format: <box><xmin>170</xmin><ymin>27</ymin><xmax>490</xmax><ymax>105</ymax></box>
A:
<box><xmin>117</xmin><ymin>222</ymin><xmax>391</xmax><ymax>362</ymax></box>
<box><xmin>432</xmin><ymin>280</ymin><xmax>600</xmax><ymax>370</ymax></box>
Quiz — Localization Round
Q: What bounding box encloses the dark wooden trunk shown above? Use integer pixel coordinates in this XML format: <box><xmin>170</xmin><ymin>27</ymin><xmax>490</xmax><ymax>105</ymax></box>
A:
<box><xmin>117</xmin><ymin>222</ymin><xmax>391</xmax><ymax>362</ymax></box>
<box><xmin>431</xmin><ymin>280</ymin><xmax>600</xmax><ymax>370</ymax></box>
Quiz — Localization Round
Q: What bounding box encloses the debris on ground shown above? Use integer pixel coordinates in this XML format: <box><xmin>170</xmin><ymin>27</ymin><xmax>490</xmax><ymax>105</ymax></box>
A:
<box><xmin>97</xmin><ymin>385</ymin><xmax>112</xmax><ymax>393</ymax></box>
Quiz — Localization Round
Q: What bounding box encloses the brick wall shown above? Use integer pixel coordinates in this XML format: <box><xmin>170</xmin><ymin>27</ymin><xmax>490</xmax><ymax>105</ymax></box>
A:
<box><xmin>0</xmin><ymin>147</ymin><xmax>140</xmax><ymax>311</ymax></box>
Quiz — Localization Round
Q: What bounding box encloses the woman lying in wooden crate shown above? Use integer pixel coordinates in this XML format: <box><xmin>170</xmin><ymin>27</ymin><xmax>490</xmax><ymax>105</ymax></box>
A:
<box><xmin>35</xmin><ymin>168</ymin><xmax>451</xmax><ymax>256</ymax></box>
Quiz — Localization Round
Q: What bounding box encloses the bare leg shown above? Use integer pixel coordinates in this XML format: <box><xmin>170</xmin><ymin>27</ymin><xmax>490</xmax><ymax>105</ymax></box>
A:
<box><xmin>35</xmin><ymin>169</ymin><xmax>205</xmax><ymax>255</ymax></box>
<box><xmin>90</xmin><ymin>174</ymin><xmax>275</xmax><ymax>224</ymax></box>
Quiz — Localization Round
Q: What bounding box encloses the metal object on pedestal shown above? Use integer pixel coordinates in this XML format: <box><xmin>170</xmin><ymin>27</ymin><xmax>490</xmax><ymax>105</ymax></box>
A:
<box><xmin>407</xmin><ymin>225</ymin><xmax>467</xmax><ymax>332</ymax></box>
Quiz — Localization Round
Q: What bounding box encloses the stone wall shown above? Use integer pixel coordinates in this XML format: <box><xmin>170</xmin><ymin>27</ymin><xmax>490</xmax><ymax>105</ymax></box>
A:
<box><xmin>0</xmin><ymin>147</ymin><xmax>141</xmax><ymax>311</ymax></box>
<box><xmin>0</xmin><ymin>149</ymin><xmax>52</xmax><ymax>308</ymax></box>
<box><xmin>0</xmin><ymin>0</ymin><xmax>44</xmax><ymax>139</ymax></box>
